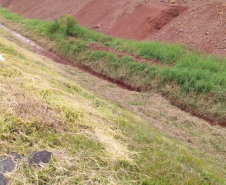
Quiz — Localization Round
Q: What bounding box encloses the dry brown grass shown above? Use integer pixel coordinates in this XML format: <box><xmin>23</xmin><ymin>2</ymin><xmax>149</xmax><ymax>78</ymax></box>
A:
<box><xmin>64</xmin><ymin>61</ymin><xmax>226</xmax><ymax>163</ymax></box>
<box><xmin>1</xmin><ymin>26</ymin><xmax>226</xmax><ymax>184</ymax></box>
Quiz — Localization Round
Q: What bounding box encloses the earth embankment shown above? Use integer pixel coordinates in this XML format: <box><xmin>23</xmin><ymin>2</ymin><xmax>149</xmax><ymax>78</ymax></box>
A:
<box><xmin>1</xmin><ymin>0</ymin><xmax>226</xmax><ymax>55</ymax></box>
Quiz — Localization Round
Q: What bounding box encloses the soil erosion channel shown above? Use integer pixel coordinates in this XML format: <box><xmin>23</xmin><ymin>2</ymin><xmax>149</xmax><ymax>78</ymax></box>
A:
<box><xmin>0</xmin><ymin>24</ymin><xmax>139</xmax><ymax>91</ymax></box>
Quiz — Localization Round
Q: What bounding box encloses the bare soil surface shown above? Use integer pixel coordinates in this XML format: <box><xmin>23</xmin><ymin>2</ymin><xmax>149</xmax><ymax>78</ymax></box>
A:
<box><xmin>76</xmin><ymin>1</ymin><xmax>187</xmax><ymax>40</ymax></box>
<box><xmin>1</xmin><ymin>0</ymin><xmax>226</xmax><ymax>56</ymax></box>
<box><xmin>153</xmin><ymin>1</ymin><xmax>226</xmax><ymax>56</ymax></box>
<box><xmin>0</xmin><ymin>0</ymin><xmax>90</xmax><ymax>20</ymax></box>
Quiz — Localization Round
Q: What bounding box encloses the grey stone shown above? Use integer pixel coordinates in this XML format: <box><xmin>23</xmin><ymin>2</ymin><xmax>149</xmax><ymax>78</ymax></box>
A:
<box><xmin>0</xmin><ymin>159</ymin><xmax>15</xmax><ymax>173</ymax></box>
<box><xmin>28</xmin><ymin>150</ymin><xmax>52</xmax><ymax>166</ymax></box>
<box><xmin>0</xmin><ymin>173</ymin><xmax>7</xmax><ymax>185</ymax></box>
<box><xmin>0</xmin><ymin>153</ymin><xmax>21</xmax><ymax>173</ymax></box>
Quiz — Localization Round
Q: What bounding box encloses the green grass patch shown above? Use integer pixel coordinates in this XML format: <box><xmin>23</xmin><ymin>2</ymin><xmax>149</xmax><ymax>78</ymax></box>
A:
<box><xmin>1</xmin><ymin>7</ymin><xmax>226</xmax><ymax>124</ymax></box>
<box><xmin>1</xmin><ymin>12</ymin><xmax>226</xmax><ymax>184</ymax></box>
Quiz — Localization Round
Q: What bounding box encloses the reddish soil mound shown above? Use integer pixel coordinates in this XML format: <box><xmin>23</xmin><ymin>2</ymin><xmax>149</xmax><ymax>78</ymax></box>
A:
<box><xmin>1</xmin><ymin>0</ymin><xmax>226</xmax><ymax>56</ymax></box>
<box><xmin>153</xmin><ymin>1</ymin><xmax>226</xmax><ymax>56</ymax></box>
<box><xmin>75</xmin><ymin>1</ymin><xmax>186</xmax><ymax>40</ymax></box>
<box><xmin>111</xmin><ymin>4</ymin><xmax>186</xmax><ymax>40</ymax></box>
<box><xmin>0</xmin><ymin>0</ymin><xmax>90</xmax><ymax>20</ymax></box>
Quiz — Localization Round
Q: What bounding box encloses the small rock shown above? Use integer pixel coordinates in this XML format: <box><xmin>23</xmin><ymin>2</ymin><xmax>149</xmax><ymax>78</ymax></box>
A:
<box><xmin>28</xmin><ymin>150</ymin><xmax>52</xmax><ymax>166</ymax></box>
<box><xmin>0</xmin><ymin>159</ymin><xmax>15</xmax><ymax>173</ymax></box>
<box><xmin>0</xmin><ymin>153</ymin><xmax>21</xmax><ymax>174</ymax></box>
<box><xmin>94</xmin><ymin>25</ymin><xmax>100</xmax><ymax>29</ymax></box>
<box><xmin>171</xmin><ymin>0</ymin><xmax>176</xmax><ymax>4</ymax></box>
<box><xmin>0</xmin><ymin>173</ymin><xmax>7</xmax><ymax>185</ymax></box>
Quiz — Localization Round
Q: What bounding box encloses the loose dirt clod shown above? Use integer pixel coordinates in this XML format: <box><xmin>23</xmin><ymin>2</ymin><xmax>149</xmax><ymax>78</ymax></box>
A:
<box><xmin>171</xmin><ymin>0</ymin><xmax>176</xmax><ymax>4</ymax></box>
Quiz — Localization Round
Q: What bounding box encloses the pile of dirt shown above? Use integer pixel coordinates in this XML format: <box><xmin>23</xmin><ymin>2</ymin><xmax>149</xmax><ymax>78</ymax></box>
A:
<box><xmin>0</xmin><ymin>0</ymin><xmax>90</xmax><ymax>20</ymax></box>
<box><xmin>1</xmin><ymin>0</ymin><xmax>226</xmax><ymax>56</ymax></box>
<box><xmin>76</xmin><ymin>0</ymin><xmax>226</xmax><ymax>56</ymax></box>
<box><xmin>153</xmin><ymin>1</ymin><xmax>226</xmax><ymax>56</ymax></box>
<box><xmin>74</xmin><ymin>1</ymin><xmax>187</xmax><ymax>40</ymax></box>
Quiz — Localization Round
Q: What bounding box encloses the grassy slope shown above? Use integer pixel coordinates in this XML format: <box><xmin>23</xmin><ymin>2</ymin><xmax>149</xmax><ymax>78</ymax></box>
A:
<box><xmin>0</xmin><ymin>8</ymin><xmax>226</xmax><ymax>125</ymax></box>
<box><xmin>1</xmin><ymin>25</ymin><xmax>226</xmax><ymax>184</ymax></box>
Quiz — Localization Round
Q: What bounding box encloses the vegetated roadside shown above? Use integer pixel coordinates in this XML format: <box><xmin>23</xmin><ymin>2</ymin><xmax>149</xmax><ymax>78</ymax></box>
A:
<box><xmin>0</xmin><ymin>7</ymin><xmax>226</xmax><ymax>126</ymax></box>
<box><xmin>2</xmin><ymin>24</ymin><xmax>226</xmax><ymax>185</ymax></box>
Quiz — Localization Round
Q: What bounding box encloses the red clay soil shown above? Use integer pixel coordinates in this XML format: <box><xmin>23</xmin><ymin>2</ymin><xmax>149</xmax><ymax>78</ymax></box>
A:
<box><xmin>1</xmin><ymin>0</ymin><xmax>226</xmax><ymax>56</ymax></box>
<box><xmin>75</xmin><ymin>1</ymin><xmax>187</xmax><ymax>40</ymax></box>
<box><xmin>153</xmin><ymin>1</ymin><xmax>226</xmax><ymax>56</ymax></box>
<box><xmin>0</xmin><ymin>0</ymin><xmax>90</xmax><ymax>20</ymax></box>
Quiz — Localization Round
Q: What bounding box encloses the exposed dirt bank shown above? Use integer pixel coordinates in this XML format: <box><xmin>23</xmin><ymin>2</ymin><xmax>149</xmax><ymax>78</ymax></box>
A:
<box><xmin>75</xmin><ymin>1</ymin><xmax>187</xmax><ymax>40</ymax></box>
<box><xmin>153</xmin><ymin>1</ymin><xmax>226</xmax><ymax>57</ymax></box>
<box><xmin>0</xmin><ymin>0</ymin><xmax>90</xmax><ymax>20</ymax></box>
<box><xmin>1</xmin><ymin>0</ymin><xmax>226</xmax><ymax>56</ymax></box>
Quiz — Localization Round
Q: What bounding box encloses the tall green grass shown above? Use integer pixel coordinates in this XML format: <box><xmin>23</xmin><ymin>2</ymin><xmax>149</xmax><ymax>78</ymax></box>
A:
<box><xmin>1</xmin><ymin>7</ymin><xmax>226</xmax><ymax>124</ymax></box>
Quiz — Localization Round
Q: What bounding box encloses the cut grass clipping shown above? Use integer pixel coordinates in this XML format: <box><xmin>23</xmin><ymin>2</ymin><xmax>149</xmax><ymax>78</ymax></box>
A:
<box><xmin>1</xmin><ymin>20</ymin><xmax>226</xmax><ymax>185</ymax></box>
<box><xmin>0</xmin><ymin>7</ymin><xmax>226</xmax><ymax>126</ymax></box>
